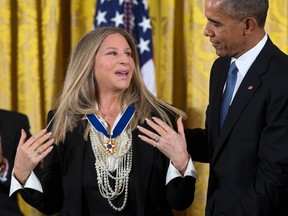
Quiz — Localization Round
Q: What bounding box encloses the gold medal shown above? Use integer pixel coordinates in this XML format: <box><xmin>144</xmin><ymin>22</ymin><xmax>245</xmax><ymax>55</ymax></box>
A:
<box><xmin>103</xmin><ymin>138</ymin><xmax>117</xmax><ymax>154</ymax></box>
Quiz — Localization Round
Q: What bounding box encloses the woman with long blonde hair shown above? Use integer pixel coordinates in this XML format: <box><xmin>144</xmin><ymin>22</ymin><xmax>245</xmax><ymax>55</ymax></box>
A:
<box><xmin>10</xmin><ymin>27</ymin><xmax>196</xmax><ymax>216</ymax></box>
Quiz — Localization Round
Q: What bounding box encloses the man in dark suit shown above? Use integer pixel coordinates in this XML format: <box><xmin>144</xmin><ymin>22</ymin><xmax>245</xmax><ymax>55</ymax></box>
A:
<box><xmin>138</xmin><ymin>0</ymin><xmax>288</xmax><ymax>215</ymax></box>
<box><xmin>0</xmin><ymin>109</ymin><xmax>31</xmax><ymax>216</ymax></box>
<box><xmin>184</xmin><ymin>0</ymin><xmax>288</xmax><ymax>215</ymax></box>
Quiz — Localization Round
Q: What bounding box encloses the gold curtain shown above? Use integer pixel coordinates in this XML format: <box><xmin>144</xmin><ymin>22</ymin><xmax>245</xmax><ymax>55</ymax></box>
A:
<box><xmin>0</xmin><ymin>0</ymin><xmax>287</xmax><ymax>216</ymax></box>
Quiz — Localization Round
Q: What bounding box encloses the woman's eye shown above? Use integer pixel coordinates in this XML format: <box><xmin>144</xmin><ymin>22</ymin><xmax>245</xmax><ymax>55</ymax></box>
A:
<box><xmin>126</xmin><ymin>52</ymin><xmax>132</xmax><ymax>57</ymax></box>
<box><xmin>108</xmin><ymin>51</ymin><xmax>117</xmax><ymax>56</ymax></box>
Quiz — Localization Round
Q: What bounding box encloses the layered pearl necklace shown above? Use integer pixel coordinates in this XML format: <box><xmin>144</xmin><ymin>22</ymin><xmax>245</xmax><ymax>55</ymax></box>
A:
<box><xmin>87</xmin><ymin>105</ymin><xmax>135</xmax><ymax>211</ymax></box>
<box><xmin>89</xmin><ymin>127</ymin><xmax>132</xmax><ymax>211</ymax></box>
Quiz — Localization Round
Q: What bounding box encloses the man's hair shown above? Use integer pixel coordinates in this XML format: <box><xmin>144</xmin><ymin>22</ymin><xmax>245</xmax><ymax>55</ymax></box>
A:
<box><xmin>219</xmin><ymin>0</ymin><xmax>269</xmax><ymax>27</ymax></box>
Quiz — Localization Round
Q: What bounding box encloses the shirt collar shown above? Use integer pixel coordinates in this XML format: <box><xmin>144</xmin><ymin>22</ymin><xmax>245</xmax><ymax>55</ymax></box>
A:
<box><xmin>232</xmin><ymin>34</ymin><xmax>268</xmax><ymax>77</ymax></box>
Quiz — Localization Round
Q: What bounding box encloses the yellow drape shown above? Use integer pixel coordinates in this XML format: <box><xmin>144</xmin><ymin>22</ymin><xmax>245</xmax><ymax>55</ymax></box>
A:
<box><xmin>0</xmin><ymin>0</ymin><xmax>287</xmax><ymax>215</ymax></box>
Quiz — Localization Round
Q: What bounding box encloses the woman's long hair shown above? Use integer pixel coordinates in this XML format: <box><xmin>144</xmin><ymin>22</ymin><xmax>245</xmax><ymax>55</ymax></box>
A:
<box><xmin>51</xmin><ymin>27</ymin><xmax>186</xmax><ymax>144</ymax></box>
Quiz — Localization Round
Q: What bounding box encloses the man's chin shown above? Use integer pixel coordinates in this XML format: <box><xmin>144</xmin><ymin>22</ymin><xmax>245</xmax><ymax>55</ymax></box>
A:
<box><xmin>215</xmin><ymin>50</ymin><xmax>225</xmax><ymax>57</ymax></box>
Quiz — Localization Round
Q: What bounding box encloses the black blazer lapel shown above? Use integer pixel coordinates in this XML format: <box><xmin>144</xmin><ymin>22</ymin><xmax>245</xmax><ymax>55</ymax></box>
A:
<box><xmin>210</xmin><ymin>59</ymin><xmax>230</xmax><ymax>134</ymax></box>
<box><xmin>61</xmin><ymin>126</ymin><xmax>87</xmax><ymax>215</ymax></box>
<box><xmin>212</xmin><ymin>38</ymin><xmax>277</xmax><ymax>164</ymax></box>
<box><xmin>208</xmin><ymin>57</ymin><xmax>230</xmax><ymax>157</ymax></box>
<box><xmin>132</xmin><ymin>129</ymin><xmax>155</xmax><ymax>216</ymax></box>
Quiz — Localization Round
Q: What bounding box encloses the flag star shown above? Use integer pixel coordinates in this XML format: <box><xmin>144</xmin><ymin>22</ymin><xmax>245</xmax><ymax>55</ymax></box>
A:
<box><xmin>119</xmin><ymin>0</ymin><xmax>124</xmax><ymax>4</ymax></box>
<box><xmin>137</xmin><ymin>37</ymin><xmax>150</xmax><ymax>54</ymax></box>
<box><xmin>133</xmin><ymin>0</ymin><xmax>138</xmax><ymax>5</ymax></box>
<box><xmin>138</xmin><ymin>16</ymin><xmax>151</xmax><ymax>33</ymax></box>
<box><xmin>96</xmin><ymin>10</ymin><xmax>107</xmax><ymax>25</ymax></box>
<box><xmin>111</xmin><ymin>11</ymin><xmax>124</xmax><ymax>27</ymax></box>
<box><xmin>142</xmin><ymin>0</ymin><xmax>148</xmax><ymax>10</ymax></box>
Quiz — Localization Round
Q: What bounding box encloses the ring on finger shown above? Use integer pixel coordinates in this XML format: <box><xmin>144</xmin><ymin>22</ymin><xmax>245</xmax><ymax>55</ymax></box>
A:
<box><xmin>154</xmin><ymin>135</ymin><xmax>160</xmax><ymax>143</ymax></box>
<box><xmin>34</xmin><ymin>147</ymin><xmax>42</xmax><ymax>157</ymax></box>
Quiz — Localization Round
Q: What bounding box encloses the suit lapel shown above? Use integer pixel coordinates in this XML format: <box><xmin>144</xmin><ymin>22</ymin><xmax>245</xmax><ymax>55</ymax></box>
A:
<box><xmin>62</xmin><ymin>126</ymin><xmax>87</xmax><ymax>215</ymax></box>
<box><xmin>132</xmin><ymin>127</ymin><xmax>155</xmax><ymax>216</ymax></box>
<box><xmin>211</xmin><ymin>59</ymin><xmax>230</xmax><ymax>134</ymax></box>
<box><xmin>212</xmin><ymin>38</ymin><xmax>276</xmax><ymax>165</ymax></box>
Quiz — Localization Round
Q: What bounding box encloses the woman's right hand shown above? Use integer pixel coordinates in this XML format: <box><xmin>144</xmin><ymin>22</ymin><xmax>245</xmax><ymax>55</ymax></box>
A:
<box><xmin>14</xmin><ymin>129</ymin><xmax>54</xmax><ymax>185</ymax></box>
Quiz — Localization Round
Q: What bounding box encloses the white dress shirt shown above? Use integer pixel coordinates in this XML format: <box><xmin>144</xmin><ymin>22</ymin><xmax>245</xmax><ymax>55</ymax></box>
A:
<box><xmin>229</xmin><ymin>34</ymin><xmax>268</xmax><ymax>104</ymax></box>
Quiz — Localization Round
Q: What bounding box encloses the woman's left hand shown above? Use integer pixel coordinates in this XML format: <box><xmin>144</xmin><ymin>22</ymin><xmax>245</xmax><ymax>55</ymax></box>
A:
<box><xmin>137</xmin><ymin>116</ymin><xmax>190</xmax><ymax>174</ymax></box>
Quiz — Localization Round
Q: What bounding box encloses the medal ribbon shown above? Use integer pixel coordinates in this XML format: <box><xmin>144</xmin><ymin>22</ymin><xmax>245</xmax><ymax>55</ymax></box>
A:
<box><xmin>86</xmin><ymin>104</ymin><xmax>135</xmax><ymax>138</ymax></box>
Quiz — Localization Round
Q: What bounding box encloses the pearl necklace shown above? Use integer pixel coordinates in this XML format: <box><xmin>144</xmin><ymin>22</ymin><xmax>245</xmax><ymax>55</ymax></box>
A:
<box><xmin>89</xmin><ymin>127</ymin><xmax>132</xmax><ymax>211</ymax></box>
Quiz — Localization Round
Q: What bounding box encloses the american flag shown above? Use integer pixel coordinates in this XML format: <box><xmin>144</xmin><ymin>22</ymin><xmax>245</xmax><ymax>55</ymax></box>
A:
<box><xmin>94</xmin><ymin>0</ymin><xmax>156</xmax><ymax>96</ymax></box>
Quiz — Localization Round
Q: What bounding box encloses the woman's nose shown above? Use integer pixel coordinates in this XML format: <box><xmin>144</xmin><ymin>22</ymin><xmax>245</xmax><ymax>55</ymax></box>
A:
<box><xmin>119</xmin><ymin>54</ymin><xmax>130</xmax><ymax>65</ymax></box>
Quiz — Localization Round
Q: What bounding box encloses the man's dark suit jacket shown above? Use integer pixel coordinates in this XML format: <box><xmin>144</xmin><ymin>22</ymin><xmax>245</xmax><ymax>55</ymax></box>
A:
<box><xmin>0</xmin><ymin>109</ymin><xmax>31</xmax><ymax>216</ymax></box>
<box><xmin>186</xmin><ymin>37</ymin><xmax>288</xmax><ymax>215</ymax></box>
<box><xmin>20</xmin><ymin>110</ymin><xmax>196</xmax><ymax>216</ymax></box>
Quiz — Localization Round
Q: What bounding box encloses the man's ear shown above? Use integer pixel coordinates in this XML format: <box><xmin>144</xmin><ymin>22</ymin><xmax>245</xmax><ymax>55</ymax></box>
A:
<box><xmin>243</xmin><ymin>17</ymin><xmax>257</xmax><ymax>35</ymax></box>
